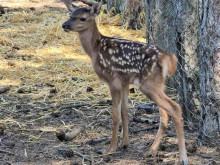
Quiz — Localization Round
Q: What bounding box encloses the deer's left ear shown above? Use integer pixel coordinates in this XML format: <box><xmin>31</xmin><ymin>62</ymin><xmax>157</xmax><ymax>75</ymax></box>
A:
<box><xmin>90</xmin><ymin>2</ymin><xmax>102</xmax><ymax>16</ymax></box>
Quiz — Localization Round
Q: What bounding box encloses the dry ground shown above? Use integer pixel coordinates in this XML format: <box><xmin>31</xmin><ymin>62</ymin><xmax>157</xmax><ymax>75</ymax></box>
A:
<box><xmin>0</xmin><ymin>0</ymin><xmax>219</xmax><ymax>165</ymax></box>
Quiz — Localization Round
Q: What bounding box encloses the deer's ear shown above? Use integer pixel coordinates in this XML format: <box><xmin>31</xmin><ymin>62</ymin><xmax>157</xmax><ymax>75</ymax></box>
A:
<box><xmin>90</xmin><ymin>2</ymin><xmax>102</xmax><ymax>16</ymax></box>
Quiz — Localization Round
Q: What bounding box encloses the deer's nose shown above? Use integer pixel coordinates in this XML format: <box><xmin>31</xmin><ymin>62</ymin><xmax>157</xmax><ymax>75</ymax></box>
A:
<box><xmin>62</xmin><ymin>24</ymin><xmax>70</xmax><ymax>29</ymax></box>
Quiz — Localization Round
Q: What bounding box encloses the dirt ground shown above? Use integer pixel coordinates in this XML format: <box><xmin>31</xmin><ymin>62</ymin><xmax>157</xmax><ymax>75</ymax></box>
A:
<box><xmin>0</xmin><ymin>1</ymin><xmax>219</xmax><ymax>165</ymax></box>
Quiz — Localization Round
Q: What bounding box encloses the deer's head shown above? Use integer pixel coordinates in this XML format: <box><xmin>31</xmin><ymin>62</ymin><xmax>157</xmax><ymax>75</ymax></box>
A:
<box><xmin>61</xmin><ymin>0</ymin><xmax>102</xmax><ymax>32</ymax></box>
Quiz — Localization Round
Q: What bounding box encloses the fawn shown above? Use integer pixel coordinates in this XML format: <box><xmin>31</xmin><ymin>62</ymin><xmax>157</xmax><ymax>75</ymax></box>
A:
<box><xmin>61</xmin><ymin>0</ymin><xmax>188</xmax><ymax>164</ymax></box>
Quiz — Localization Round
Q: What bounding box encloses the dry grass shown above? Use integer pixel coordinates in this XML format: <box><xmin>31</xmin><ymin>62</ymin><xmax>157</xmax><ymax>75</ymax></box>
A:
<box><xmin>0</xmin><ymin>0</ymin><xmax>147</xmax><ymax>107</ymax></box>
<box><xmin>0</xmin><ymin>1</ymin><xmax>219</xmax><ymax>165</ymax></box>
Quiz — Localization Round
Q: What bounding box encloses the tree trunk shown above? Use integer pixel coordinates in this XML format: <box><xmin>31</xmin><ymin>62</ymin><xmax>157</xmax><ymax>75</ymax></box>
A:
<box><xmin>107</xmin><ymin>0</ymin><xmax>145</xmax><ymax>29</ymax></box>
<box><xmin>107</xmin><ymin>0</ymin><xmax>123</xmax><ymax>14</ymax></box>
<box><xmin>145</xmin><ymin>0</ymin><xmax>200</xmax><ymax>120</ymax></box>
<box><xmin>122</xmin><ymin>0</ymin><xmax>145</xmax><ymax>29</ymax></box>
<box><xmin>199</xmin><ymin>0</ymin><xmax>220</xmax><ymax>139</ymax></box>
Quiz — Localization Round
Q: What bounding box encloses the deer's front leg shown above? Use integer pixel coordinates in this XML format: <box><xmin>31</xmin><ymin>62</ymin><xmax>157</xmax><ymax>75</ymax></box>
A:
<box><xmin>120</xmin><ymin>85</ymin><xmax>129</xmax><ymax>149</ymax></box>
<box><xmin>106</xmin><ymin>84</ymin><xmax>122</xmax><ymax>153</ymax></box>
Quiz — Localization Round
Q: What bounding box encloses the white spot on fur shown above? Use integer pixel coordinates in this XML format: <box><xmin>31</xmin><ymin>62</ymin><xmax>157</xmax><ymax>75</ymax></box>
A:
<box><xmin>134</xmin><ymin>78</ymin><xmax>140</xmax><ymax>87</ymax></box>
<box><xmin>109</xmin><ymin>49</ymin><xmax>113</xmax><ymax>55</ymax></box>
<box><xmin>122</xmin><ymin>60</ymin><xmax>126</xmax><ymax>65</ymax></box>
<box><xmin>99</xmin><ymin>53</ymin><xmax>103</xmax><ymax>59</ymax></box>
<box><xmin>111</xmin><ymin>56</ymin><xmax>116</xmax><ymax>62</ymax></box>
<box><xmin>152</xmin><ymin>55</ymin><xmax>156</xmax><ymax>60</ymax></box>
<box><xmin>151</xmin><ymin>62</ymin><xmax>156</xmax><ymax>72</ymax></box>
<box><xmin>106</xmin><ymin>59</ymin><xmax>111</xmax><ymax>65</ymax></box>
<box><xmin>163</xmin><ymin>62</ymin><xmax>169</xmax><ymax>78</ymax></box>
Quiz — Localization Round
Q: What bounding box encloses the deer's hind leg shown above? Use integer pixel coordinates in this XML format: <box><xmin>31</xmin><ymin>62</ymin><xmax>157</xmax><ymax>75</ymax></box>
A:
<box><xmin>149</xmin><ymin>108</ymin><xmax>169</xmax><ymax>156</ymax></box>
<box><xmin>140</xmin><ymin>82</ymin><xmax>187</xmax><ymax>164</ymax></box>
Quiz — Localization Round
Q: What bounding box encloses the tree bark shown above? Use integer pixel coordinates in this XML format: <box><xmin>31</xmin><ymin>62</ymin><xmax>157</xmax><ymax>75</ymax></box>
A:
<box><xmin>199</xmin><ymin>0</ymin><xmax>220</xmax><ymax>138</ymax></box>
<box><xmin>122</xmin><ymin>0</ymin><xmax>145</xmax><ymax>29</ymax></box>
<box><xmin>107</xmin><ymin>0</ymin><xmax>145</xmax><ymax>29</ymax></box>
<box><xmin>107</xmin><ymin>0</ymin><xmax>123</xmax><ymax>14</ymax></box>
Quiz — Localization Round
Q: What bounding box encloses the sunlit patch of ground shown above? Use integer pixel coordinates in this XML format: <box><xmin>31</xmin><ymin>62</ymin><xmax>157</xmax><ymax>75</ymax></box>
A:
<box><xmin>0</xmin><ymin>0</ymin><xmax>147</xmax><ymax>103</ymax></box>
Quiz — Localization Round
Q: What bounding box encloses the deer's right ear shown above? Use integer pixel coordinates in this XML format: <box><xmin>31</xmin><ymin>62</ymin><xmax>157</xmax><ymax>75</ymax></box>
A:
<box><xmin>90</xmin><ymin>2</ymin><xmax>102</xmax><ymax>16</ymax></box>
<box><xmin>61</xmin><ymin>0</ymin><xmax>79</xmax><ymax>13</ymax></box>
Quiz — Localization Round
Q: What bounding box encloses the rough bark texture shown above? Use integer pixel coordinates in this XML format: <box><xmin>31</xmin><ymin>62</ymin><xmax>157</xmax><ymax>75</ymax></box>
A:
<box><xmin>122</xmin><ymin>0</ymin><xmax>145</xmax><ymax>29</ymax></box>
<box><xmin>107</xmin><ymin>0</ymin><xmax>123</xmax><ymax>14</ymax></box>
<box><xmin>107</xmin><ymin>0</ymin><xmax>145</xmax><ymax>29</ymax></box>
<box><xmin>145</xmin><ymin>0</ymin><xmax>199</xmax><ymax>119</ymax></box>
<box><xmin>145</xmin><ymin>0</ymin><xmax>219</xmax><ymax>138</ymax></box>
<box><xmin>199</xmin><ymin>0</ymin><xmax>220</xmax><ymax>138</ymax></box>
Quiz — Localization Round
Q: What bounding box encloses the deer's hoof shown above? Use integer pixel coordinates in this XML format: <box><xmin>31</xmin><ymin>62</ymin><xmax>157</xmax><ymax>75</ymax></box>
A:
<box><xmin>145</xmin><ymin>150</ymin><xmax>157</xmax><ymax>158</ymax></box>
<box><xmin>96</xmin><ymin>149</ymin><xmax>104</xmax><ymax>155</ymax></box>
<box><xmin>96</xmin><ymin>148</ymin><xmax>116</xmax><ymax>155</ymax></box>
<box><xmin>120</xmin><ymin>143</ymin><xmax>129</xmax><ymax>150</ymax></box>
<box><xmin>120</xmin><ymin>140</ymin><xmax>129</xmax><ymax>150</ymax></box>
<box><xmin>144</xmin><ymin>151</ymin><xmax>152</xmax><ymax>158</ymax></box>
<box><xmin>179</xmin><ymin>160</ymin><xmax>188</xmax><ymax>165</ymax></box>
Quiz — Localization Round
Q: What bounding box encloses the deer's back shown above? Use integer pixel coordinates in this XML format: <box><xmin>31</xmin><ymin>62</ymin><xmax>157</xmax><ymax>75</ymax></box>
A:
<box><xmin>94</xmin><ymin>36</ymin><xmax>176</xmax><ymax>85</ymax></box>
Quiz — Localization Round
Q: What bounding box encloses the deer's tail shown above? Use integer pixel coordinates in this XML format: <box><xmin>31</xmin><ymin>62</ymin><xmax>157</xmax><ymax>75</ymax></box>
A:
<box><xmin>162</xmin><ymin>54</ymin><xmax>177</xmax><ymax>78</ymax></box>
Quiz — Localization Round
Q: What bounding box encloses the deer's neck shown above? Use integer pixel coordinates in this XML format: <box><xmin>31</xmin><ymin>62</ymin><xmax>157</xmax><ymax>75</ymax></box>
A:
<box><xmin>78</xmin><ymin>21</ymin><xmax>101</xmax><ymax>60</ymax></box>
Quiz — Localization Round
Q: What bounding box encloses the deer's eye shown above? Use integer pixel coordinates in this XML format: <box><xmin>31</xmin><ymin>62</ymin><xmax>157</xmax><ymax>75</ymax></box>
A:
<box><xmin>80</xmin><ymin>18</ymin><xmax>86</xmax><ymax>22</ymax></box>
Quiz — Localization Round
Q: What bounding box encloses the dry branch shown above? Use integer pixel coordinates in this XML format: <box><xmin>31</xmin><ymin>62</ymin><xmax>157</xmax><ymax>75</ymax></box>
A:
<box><xmin>132</xmin><ymin>125</ymin><xmax>159</xmax><ymax>133</ymax></box>
<box><xmin>56</xmin><ymin>125</ymin><xmax>85</xmax><ymax>141</ymax></box>
<box><xmin>86</xmin><ymin>137</ymin><xmax>110</xmax><ymax>145</ymax></box>
<box><xmin>0</xmin><ymin>86</ymin><xmax>10</xmax><ymax>94</ymax></box>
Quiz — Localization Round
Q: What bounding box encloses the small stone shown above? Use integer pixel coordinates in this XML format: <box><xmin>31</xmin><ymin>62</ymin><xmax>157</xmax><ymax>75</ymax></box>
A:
<box><xmin>96</xmin><ymin>150</ymin><xmax>103</xmax><ymax>155</ymax></box>
<box><xmin>137</xmin><ymin>104</ymin><xmax>157</xmax><ymax>114</ymax></box>
<box><xmin>0</xmin><ymin>86</ymin><xmax>10</xmax><ymax>94</ymax></box>
<box><xmin>50</xmin><ymin>88</ymin><xmax>58</xmax><ymax>93</ymax></box>
<box><xmin>52</xmin><ymin>112</ymin><xmax>61</xmax><ymax>118</ymax></box>
<box><xmin>187</xmin><ymin>143</ymin><xmax>197</xmax><ymax>153</ymax></box>
<box><xmin>86</xmin><ymin>87</ymin><xmax>94</xmax><ymax>92</ymax></box>
<box><xmin>3</xmin><ymin>139</ymin><xmax>15</xmax><ymax>148</ymax></box>
<box><xmin>43</xmin><ymin>41</ymin><xmax>47</xmax><ymax>45</ymax></box>
<box><xmin>17</xmin><ymin>88</ymin><xmax>25</xmax><ymax>93</ymax></box>
<box><xmin>12</xmin><ymin>46</ymin><xmax>20</xmax><ymax>50</ymax></box>
<box><xmin>8</xmin><ymin>61</ymin><xmax>15</xmax><ymax>67</ymax></box>
<box><xmin>71</xmin><ymin>77</ymin><xmax>78</xmax><ymax>81</ymax></box>
<box><xmin>56</xmin><ymin>129</ymin><xmax>65</xmax><ymax>141</ymax></box>
<box><xmin>30</xmin><ymin>7</ymin><xmax>35</xmax><ymax>11</ymax></box>
<box><xmin>103</xmin><ymin>156</ymin><xmax>111</xmax><ymax>163</ymax></box>
<box><xmin>46</xmin><ymin>83</ymin><xmax>55</xmax><ymax>87</ymax></box>
<box><xmin>0</xmin><ymin>123</ymin><xmax>6</xmax><ymax>135</ymax></box>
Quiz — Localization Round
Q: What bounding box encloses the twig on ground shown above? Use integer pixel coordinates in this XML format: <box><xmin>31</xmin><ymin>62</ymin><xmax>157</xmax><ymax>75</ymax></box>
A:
<box><xmin>132</xmin><ymin>125</ymin><xmax>159</xmax><ymax>133</ymax></box>
<box><xmin>0</xmin><ymin>149</ymin><xmax>15</xmax><ymax>155</ymax></box>
<box><xmin>0</xmin><ymin>86</ymin><xmax>10</xmax><ymax>94</ymax></box>
<box><xmin>86</xmin><ymin>137</ymin><xmax>110</xmax><ymax>145</ymax></box>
